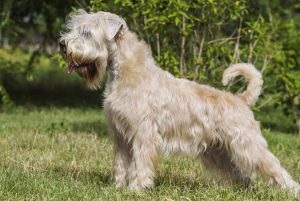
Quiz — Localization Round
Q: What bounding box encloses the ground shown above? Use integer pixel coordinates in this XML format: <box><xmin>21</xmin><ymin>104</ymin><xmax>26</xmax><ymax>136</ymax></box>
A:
<box><xmin>0</xmin><ymin>107</ymin><xmax>299</xmax><ymax>200</ymax></box>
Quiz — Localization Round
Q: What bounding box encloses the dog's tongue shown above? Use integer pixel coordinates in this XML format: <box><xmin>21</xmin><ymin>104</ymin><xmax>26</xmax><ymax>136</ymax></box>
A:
<box><xmin>67</xmin><ymin>63</ymin><xmax>76</xmax><ymax>74</ymax></box>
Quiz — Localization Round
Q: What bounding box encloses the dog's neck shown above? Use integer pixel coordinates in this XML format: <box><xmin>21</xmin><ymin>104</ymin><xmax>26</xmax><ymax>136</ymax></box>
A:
<box><xmin>106</xmin><ymin>30</ymin><xmax>129</xmax><ymax>81</ymax></box>
<box><xmin>107</xmin><ymin>42</ymin><xmax>120</xmax><ymax>81</ymax></box>
<box><xmin>120</xmin><ymin>33</ymin><xmax>154</xmax><ymax>79</ymax></box>
<box><xmin>105</xmin><ymin>31</ymin><xmax>156</xmax><ymax>95</ymax></box>
<box><xmin>105</xmin><ymin>40</ymin><xmax>121</xmax><ymax>95</ymax></box>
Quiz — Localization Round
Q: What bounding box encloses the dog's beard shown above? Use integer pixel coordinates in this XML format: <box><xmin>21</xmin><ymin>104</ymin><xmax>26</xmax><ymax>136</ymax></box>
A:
<box><xmin>67</xmin><ymin>57</ymin><xmax>107</xmax><ymax>89</ymax></box>
<box><xmin>67</xmin><ymin>61</ymin><xmax>96</xmax><ymax>76</ymax></box>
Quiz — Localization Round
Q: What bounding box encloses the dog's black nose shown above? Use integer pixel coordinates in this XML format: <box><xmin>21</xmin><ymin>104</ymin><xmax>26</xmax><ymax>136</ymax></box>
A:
<box><xmin>59</xmin><ymin>40</ymin><xmax>66</xmax><ymax>54</ymax></box>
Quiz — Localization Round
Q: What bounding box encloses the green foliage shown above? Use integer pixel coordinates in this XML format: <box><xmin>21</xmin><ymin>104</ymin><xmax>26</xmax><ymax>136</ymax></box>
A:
<box><xmin>0</xmin><ymin>0</ymin><xmax>90</xmax><ymax>107</ymax></box>
<box><xmin>0</xmin><ymin>48</ymin><xmax>34</xmax><ymax>106</ymax></box>
<box><xmin>91</xmin><ymin>0</ymin><xmax>248</xmax><ymax>79</ymax></box>
<box><xmin>0</xmin><ymin>0</ymin><xmax>299</xmax><ymax>131</ymax></box>
<box><xmin>0</xmin><ymin>51</ymin><xmax>101</xmax><ymax>107</ymax></box>
<box><xmin>0</xmin><ymin>0</ymin><xmax>88</xmax><ymax>45</ymax></box>
<box><xmin>90</xmin><ymin>0</ymin><xmax>300</xmax><ymax>125</ymax></box>
<box><xmin>0</xmin><ymin>85</ymin><xmax>12</xmax><ymax>107</ymax></box>
<box><xmin>52</xmin><ymin>53</ymin><xmax>67</xmax><ymax>69</ymax></box>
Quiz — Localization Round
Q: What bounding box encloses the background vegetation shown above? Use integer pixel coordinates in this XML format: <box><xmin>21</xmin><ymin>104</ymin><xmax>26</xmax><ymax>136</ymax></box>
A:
<box><xmin>90</xmin><ymin>0</ymin><xmax>300</xmax><ymax>132</ymax></box>
<box><xmin>0</xmin><ymin>0</ymin><xmax>299</xmax><ymax>200</ymax></box>
<box><xmin>1</xmin><ymin>0</ymin><xmax>299</xmax><ymax>132</ymax></box>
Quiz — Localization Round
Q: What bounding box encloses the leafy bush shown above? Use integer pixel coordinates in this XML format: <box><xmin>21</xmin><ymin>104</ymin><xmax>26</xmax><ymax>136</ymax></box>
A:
<box><xmin>90</xmin><ymin>0</ymin><xmax>300</xmax><ymax>130</ymax></box>
<box><xmin>0</xmin><ymin>0</ymin><xmax>299</xmax><ymax>132</ymax></box>
<box><xmin>0</xmin><ymin>48</ymin><xmax>34</xmax><ymax>106</ymax></box>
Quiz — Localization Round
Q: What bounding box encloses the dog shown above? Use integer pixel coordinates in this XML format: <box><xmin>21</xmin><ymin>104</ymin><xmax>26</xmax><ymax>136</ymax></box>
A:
<box><xmin>59</xmin><ymin>10</ymin><xmax>300</xmax><ymax>194</ymax></box>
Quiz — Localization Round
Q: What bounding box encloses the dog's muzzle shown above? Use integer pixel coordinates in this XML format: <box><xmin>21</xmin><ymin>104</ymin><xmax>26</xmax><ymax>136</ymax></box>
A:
<box><xmin>67</xmin><ymin>62</ymin><xmax>96</xmax><ymax>75</ymax></box>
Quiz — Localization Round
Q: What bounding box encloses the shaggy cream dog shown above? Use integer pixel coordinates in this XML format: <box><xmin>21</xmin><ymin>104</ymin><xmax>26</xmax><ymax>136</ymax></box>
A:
<box><xmin>59</xmin><ymin>10</ymin><xmax>300</xmax><ymax>194</ymax></box>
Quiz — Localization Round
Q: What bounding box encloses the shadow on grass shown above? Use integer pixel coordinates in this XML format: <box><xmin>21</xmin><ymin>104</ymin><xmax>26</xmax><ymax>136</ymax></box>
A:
<box><xmin>51</xmin><ymin>166</ymin><xmax>205</xmax><ymax>191</ymax></box>
<box><xmin>156</xmin><ymin>174</ymin><xmax>205</xmax><ymax>190</ymax></box>
<box><xmin>51</xmin><ymin>166</ymin><xmax>111</xmax><ymax>186</ymax></box>
<box><xmin>156</xmin><ymin>172</ymin><xmax>251</xmax><ymax>192</ymax></box>
<box><xmin>70</xmin><ymin>120</ymin><xmax>109</xmax><ymax>138</ymax></box>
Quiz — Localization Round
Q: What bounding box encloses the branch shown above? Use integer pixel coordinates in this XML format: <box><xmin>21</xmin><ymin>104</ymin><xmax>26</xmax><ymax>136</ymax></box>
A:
<box><xmin>156</xmin><ymin>33</ymin><xmax>160</xmax><ymax>57</ymax></box>
<box><xmin>232</xmin><ymin>17</ymin><xmax>243</xmax><ymax>64</ymax></box>
<box><xmin>141</xmin><ymin>0</ymin><xmax>151</xmax><ymax>48</ymax></box>
<box><xmin>207</xmin><ymin>36</ymin><xmax>238</xmax><ymax>45</ymax></box>
<box><xmin>247</xmin><ymin>16</ymin><xmax>260</xmax><ymax>63</ymax></box>
<box><xmin>180</xmin><ymin>16</ymin><xmax>186</xmax><ymax>75</ymax></box>
<box><xmin>194</xmin><ymin>30</ymin><xmax>206</xmax><ymax>80</ymax></box>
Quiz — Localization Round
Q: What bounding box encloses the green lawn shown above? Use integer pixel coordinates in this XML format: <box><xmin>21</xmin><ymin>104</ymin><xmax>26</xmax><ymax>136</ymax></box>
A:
<box><xmin>0</xmin><ymin>107</ymin><xmax>299</xmax><ymax>200</ymax></box>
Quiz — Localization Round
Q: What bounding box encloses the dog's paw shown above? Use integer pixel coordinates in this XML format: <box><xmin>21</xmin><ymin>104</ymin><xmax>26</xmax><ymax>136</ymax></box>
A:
<box><xmin>128</xmin><ymin>178</ymin><xmax>154</xmax><ymax>191</ymax></box>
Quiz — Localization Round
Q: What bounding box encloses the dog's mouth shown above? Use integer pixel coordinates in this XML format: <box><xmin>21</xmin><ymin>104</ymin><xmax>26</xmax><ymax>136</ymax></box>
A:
<box><xmin>67</xmin><ymin>62</ymin><xmax>96</xmax><ymax>74</ymax></box>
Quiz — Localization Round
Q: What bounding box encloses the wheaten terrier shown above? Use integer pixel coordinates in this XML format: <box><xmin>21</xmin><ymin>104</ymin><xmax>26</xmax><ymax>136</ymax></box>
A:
<box><xmin>59</xmin><ymin>10</ymin><xmax>300</xmax><ymax>195</ymax></box>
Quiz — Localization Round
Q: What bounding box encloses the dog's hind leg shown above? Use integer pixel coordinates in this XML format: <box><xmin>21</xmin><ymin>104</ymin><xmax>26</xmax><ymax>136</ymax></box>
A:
<box><xmin>229</xmin><ymin>128</ymin><xmax>300</xmax><ymax>195</ymax></box>
<box><xmin>200</xmin><ymin>144</ymin><xmax>251</xmax><ymax>187</ymax></box>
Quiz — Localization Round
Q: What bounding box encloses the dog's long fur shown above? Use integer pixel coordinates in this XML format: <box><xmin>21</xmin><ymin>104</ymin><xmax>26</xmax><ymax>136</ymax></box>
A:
<box><xmin>59</xmin><ymin>10</ymin><xmax>300</xmax><ymax>194</ymax></box>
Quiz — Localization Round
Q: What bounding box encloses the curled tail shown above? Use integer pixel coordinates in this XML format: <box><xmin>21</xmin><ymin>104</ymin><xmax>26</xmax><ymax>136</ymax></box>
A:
<box><xmin>222</xmin><ymin>63</ymin><xmax>263</xmax><ymax>106</ymax></box>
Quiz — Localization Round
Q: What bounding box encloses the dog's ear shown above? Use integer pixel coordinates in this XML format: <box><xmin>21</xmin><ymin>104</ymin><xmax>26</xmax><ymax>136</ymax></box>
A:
<box><xmin>98</xmin><ymin>11</ymin><xmax>127</xmax><ymax>40</ymax></box>
<box><xmin>106</xmin><ymin>19</ymin><xmax>124</xmax><ymax>40</ymax></box>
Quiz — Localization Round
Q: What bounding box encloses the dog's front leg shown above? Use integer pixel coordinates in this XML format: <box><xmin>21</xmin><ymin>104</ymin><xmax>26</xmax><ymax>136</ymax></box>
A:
<box><xmin>112</xmin><ymin>134</ymin><xmax>131</xmax><ymax>188</ymax></box>
<box><xmin>127</xmin><ymin>124</ymin><xmax>160</xmax><ymax>190</ymax></box>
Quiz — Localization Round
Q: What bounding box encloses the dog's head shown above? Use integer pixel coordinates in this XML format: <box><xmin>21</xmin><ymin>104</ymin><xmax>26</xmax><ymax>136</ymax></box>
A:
<box><xmin>59</xmin><ymin>10</ymin><xmax>127</xmax><ymax>89</ymax></box>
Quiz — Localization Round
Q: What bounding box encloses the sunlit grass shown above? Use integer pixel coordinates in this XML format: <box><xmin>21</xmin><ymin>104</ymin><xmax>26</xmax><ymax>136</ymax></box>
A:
<box><xmin>0</xmin><ymin>107</ymin><xmax>299</xmax><ymax>200</ymax></box>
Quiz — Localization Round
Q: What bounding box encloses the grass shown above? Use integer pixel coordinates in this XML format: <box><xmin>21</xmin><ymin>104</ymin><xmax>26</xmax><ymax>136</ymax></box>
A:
<box><xmin>0</xmin><ymin>107</ymin><xmax>299</xmax><ymax>200</ymax></box>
